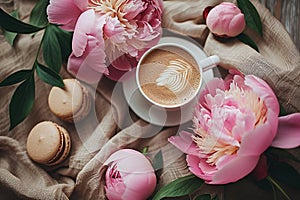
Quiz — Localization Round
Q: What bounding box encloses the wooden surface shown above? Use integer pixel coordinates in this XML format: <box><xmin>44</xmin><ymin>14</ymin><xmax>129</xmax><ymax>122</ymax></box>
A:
<box><xmin>259</xmin><ymin>0</ymin><xmax>300</xmax><ymax>50</ymax></box>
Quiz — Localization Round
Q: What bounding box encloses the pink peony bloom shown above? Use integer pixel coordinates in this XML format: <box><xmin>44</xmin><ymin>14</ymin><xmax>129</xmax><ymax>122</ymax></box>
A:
<box><xmin>47</xmin><ymin>0</ymin><xmax>163</xmax><ymax>83</ymax></box>
<box><xmin>169</xmin><ymin>70</ymin><xmax>300</xmax><ymax>184</ymax></box>
<box><xmin>104</xmin><ymin>149</ymin><xmax>156</xmax><ymax>200</ymax></box>
<box><xmin>206</xmin><ymin>2</ymin><xmax>246</xmax><ymax>37</ymax></box>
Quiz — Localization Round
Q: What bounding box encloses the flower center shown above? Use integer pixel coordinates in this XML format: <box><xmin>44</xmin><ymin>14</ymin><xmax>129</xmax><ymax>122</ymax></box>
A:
<box><xmin>193</xmin><ymin>82</ymin><xmax>268</xmax><ymax>166</ymax></box>
<box><xmin>88</xmin><ymin>0</ymin><xmax>129</xmax><ymax>26</ymax></box>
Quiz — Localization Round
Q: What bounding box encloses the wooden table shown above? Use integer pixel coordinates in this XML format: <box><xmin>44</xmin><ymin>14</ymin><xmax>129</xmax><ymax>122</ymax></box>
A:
<box><xmin>260</xmin><ymin>0</ymin><xmax>300</xmax><ymax>50</ymax></box>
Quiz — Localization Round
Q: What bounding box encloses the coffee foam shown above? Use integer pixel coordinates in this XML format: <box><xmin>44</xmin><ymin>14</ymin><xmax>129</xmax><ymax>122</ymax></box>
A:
<box><xmin>138</xmin><ymin>46</ymin><xmax>201</xmax><ymax>106</ymax></box>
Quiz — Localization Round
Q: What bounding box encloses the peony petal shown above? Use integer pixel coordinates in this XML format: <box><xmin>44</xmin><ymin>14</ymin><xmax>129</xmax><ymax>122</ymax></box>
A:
<box><xmin>105</xmin><ymin>65</ymin><xmax>132</xmax><ymax>82</ymax></box>
<box><xmin>105</xmin><ymin>149</ymin><xmax>154</xmax><ymax>173</ymax></box>
<box><xmin>82</xmin><ymin>36</ymin><xmax>107</xmax><ymax>74</ymax></box>
<box><xmin>187</xmin><ymin>155</ymin><xmax>216</xmax><ymax>182</ymax></box>
<box><xmin>199</xmin><ymin>78</ymin><xmax>226</xmax><ymax>106</ymax></box>
<box><xmin>239</xmin><ymin>108</ymin><xmax>278</xmax><ymax>156</ymax></box>
<box><xmin>47</xmin><ymin>0</ymin><xmax>82</xmax><ymax>31</ymax></box>
<box><xmin>271</xmin><ymin>113</ymin><xmax>300</xmax><ymax>148</ymax></box>
<box><xmin>228</xmin><ymin>13</ymin><xmax>246</xmax><ymax>37</ymax></box>
<box><xmin>245</xmin><ymin>75</ymin><xmax>279</xmax><ymax>115</ymax></box>
<box><xmin>72</xmin><ymin>9</ymin><xmax>96</xmax><ymax>57</ymax></box>
<box><xmin>121</xmin><ymin>171</ymin><xmax>156</xmax><ymax>200</ymax></box>
<box><xmin>67</xmin><ymin>52</ymin><xmax>104</xmax><ymax>84</ymax></box>
<box><xmin>212</xmin><ymin>155</ymin><xmax>259</xmax><ymax>184</ymax></box>
<box><xmin>109</xmin><ymin>54</ymin><xmax>136</xmax><ymax>71</ymax></box>
<box><xmin>73</xmin><ymin>0</ymin><xmax>88</xmax><ymax>11</ymax></box>
<box><xmin>168</xmin><ymin>131</ymin><xmax>199</xmax><ymax>156</ymax></box>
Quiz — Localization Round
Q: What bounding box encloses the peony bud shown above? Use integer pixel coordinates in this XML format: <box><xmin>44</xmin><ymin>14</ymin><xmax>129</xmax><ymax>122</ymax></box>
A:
<box><xmin>104</xmin><ymin>149</ymin><xmax>157</xmax><ymax>200</ymax></box>
<box><xmin>206</xmin><ymin>2</ymin><xmax>246</xmax><ymax>37</ymax></box>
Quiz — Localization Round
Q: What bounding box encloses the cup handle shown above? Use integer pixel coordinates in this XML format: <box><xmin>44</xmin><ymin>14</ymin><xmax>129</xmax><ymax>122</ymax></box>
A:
<box><xmin>199</xmin><ymin>55</ymin><xmax>220</xmax><ymax>72</ymax></box>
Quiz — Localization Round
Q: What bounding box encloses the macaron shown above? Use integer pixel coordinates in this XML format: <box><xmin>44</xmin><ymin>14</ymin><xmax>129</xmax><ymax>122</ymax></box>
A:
<box><xmin>48</xmin><ymin>79</ymin><xmax>91</xmax><ymax>123</ymax></box>
<box><xmin>26</xmin><ymin>121</ymin><xmax>71</xmax><ymax>166</ymax></box>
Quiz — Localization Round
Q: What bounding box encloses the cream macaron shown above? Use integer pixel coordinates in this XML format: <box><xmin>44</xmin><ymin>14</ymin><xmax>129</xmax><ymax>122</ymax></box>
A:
<box><xmin>26</xmin><ymin>121</ymin><xmax>71</xmax><ymax>166</ymax></box>
<box><xmin>48</xmin><ymin>79</ymin><xmax>91</xmax><ymax>123</ymax></box>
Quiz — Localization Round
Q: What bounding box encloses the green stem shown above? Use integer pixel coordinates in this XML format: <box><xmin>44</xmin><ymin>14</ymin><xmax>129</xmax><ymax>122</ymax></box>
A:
<box><xmin>33</xmin><ymin>25</ymin><xmax>48</xmax><ymax>65</ymax></box>
<box><xmin>266</xmin><ymin>176</ymin><xmax>291</xmax><ymax>200</ymax></box>
<box><xmin>142</xmin><ymin>146</ymin><xmax>149</xmax><ymax>155</ymax></box>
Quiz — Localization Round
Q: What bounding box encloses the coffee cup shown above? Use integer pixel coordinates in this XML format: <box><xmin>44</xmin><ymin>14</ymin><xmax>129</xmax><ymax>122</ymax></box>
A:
<box><xmin>136</xmin><ymin>42</ymin><xmax>220</xmax><ymax>110</ymax></box>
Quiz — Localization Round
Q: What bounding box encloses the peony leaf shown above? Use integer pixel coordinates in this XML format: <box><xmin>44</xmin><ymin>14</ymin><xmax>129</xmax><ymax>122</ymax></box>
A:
<box><xmin>0</xmin><ymin>8</ymin><xmax>44</xmax><ymax>33</ymax></box>
<box><xmin>152</xmin><ymin>150</ymin><xmax>163</xmax><ymax>171</ymax></box>
<box><xmin>237</xmin><ymin>0</ymin><xmax>263</xmax><ymax>36</ymax></box>
<box><xmin>237</xmin><ymin>33</ymin><xmax>259</xmax><ymax>52</ymax></box>
<box><xmin>152</xmin><ymin>174</ymin><xmax>204</xmax><ymax>200</ymax></box>
<box><xmin>279</xmin><ymin>104</ymin><xmax>288</xmax><ymax>116</ymax></box>
<box><xmin>29</xmin><ymin>0</ymin><xmax>49</xmax><ymax>27</ymax></box>
<box><xmin>0</xmin><ymin>70</ymin><xmax>32</xmax><ymax>87</ymax></box>
<box><xmin>266</xmin><ymin>176</ymin><xmax>292</xmax><ymax>200</ymax></box>
<box><xmin>269</xmin><ymin>162</ymin><xmax>300</xmax><ymax>189</ymax></box>
<box><xmin>3</xmin><ymin>10</ymin><xmax>19</xmax><ymax>46</ymax></box>
<box><xmin>35</xmin><ymin>62</ymin><xmax>64</xmax><ymax>88</ymax></box>
<box><xmin>55</xmin><ymin>26</ymin><xmax>73</xmax><ymax>61</ymax></box>
<box><xmin>9</xmin><ymin>73</ymin><xmax>35</xmax><ymax>130</ymax></box>
<box><xmin>194</xmin><ymin>194</ymin><xmax>211</xmax><ymax>200</ymax></box>
<box><xmin>266</xmin><ymin>148</ymin><xmax>300</xmax><ymax>163</ymax></box>
<box><xmin>42</xmin><ymin>25</ymin><xmax>63</xmax><ymax>73</ymax></box>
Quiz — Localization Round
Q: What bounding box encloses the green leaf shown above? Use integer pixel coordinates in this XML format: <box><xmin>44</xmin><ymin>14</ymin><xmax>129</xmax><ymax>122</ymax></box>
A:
<box><xmin>266</xmin><ymin>148</ymin><xmax>300</xmax><ymax>163</ymax></box>
<box><xmin>0</xmin><ymin>70</ymin><xmax>32</xmax><ymax>87</ymax></box>
<box><xmin>29</xmin><ymin>0</ymin><xmax>49</xmax><ymax>27</ymax></box>
<box><xmin>212</xmin><ymin>196</ymin><xmax>219</xmax><ymax>200</ymax></box>
<box><xmin>152</xmin><ymin>150</ymin><xmax>163</xmax><ymax>171</ymax></box>
<box><xmin>266</xmin><ymin>176</ymin><xmax>291</xmax><ymax>200</ymax></box>
<box><xmin>54</xmin><ymin>26</ymin><xmax>73</xmax><ymax>61</ymax></box>
<box><xmin>269</xmin><ymin>162</ymin><xmax>300</xmax><ymax>189</ymax></box>
<box><xmin>152</xmin><ymin>174</ymin><xmax>204</xmax><ymax>200</ymax></box>
<box><xmin>9</xmin><ymin>74</ymin><xmax>35</xmax><ymax>130</ymax></box>
<box><xmin>237</xmin><ymin>0</ymin><xmax>263</xmax><ymax>36</ymax></box>
<box><xmin>42</xmin><ymin>25</ymin><xmax>63</xmax><ymax>72</ymax></box>
<box><xmin>3</xmin><ymin>10</ymin><xmax>19</xmax><ymax>46</ymax></box>
<box><xmin>194</xmin><ymin>194</ymin><xmax>211</xmax><ymax>200</ymax></box>
<box><xmin>0</xmin><ymin>8</ymin><xmax>44</xmax><ymax>34</ymax></box>
<box><xmin>237</xmin><ymin>33</ymin><xmax>259</xmax><ymax>52</ymax></box>
<box><xmin>279</xmin><ymin>104</ymin><xmax>288</xmax><ymax>116</ymax></box>
<box><xmin>35</xmin><ymin>62</ymin><xmax>64</xmax><ymax>88</ymax></box>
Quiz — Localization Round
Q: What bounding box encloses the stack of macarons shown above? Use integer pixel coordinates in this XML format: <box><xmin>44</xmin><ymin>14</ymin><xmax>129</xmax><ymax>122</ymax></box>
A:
<box><xmin>48</xmin><ymin>79</ymin><xmax>91</xmax><ymax>123</ymax></box>
<box><xmin>27</xmin><ymin>78</ymin><xmax>92</xmax><ymax>166</ymax></box>
<box><xmin>26</xmin><ymin>121</ymin><xmax>71</xmax><ymax>166</ymax></box>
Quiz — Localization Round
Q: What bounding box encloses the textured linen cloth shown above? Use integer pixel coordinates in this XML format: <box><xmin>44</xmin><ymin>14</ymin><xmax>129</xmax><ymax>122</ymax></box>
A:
<box><xmin>0</xmin><ymin>0</ymin><xmax>300</xmax><ymax>199</ymax></box>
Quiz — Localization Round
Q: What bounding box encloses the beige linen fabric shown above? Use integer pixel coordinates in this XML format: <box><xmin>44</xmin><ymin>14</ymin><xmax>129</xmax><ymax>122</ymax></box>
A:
<box><xmin>0</xmin><ymin>0</ymin><xmax>299</xmax><ymax>199</ymax></box>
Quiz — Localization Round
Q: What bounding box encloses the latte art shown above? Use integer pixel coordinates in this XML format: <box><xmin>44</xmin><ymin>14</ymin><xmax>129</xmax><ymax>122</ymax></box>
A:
<box><xmin>138</xmin><ymin>47</ymin><xmax>201</xmax><ymax>106</ymax></box>
<box><xmin>156</xmin><ymin>59</ymin><xmax>192</xmax><ymax>93</ymax></box>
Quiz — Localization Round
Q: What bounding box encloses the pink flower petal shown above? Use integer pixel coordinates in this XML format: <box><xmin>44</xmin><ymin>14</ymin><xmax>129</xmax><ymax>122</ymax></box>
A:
<box><xmin>72</xmin><ymin>9</ymin><xmax>97</xmax><ymax>57</ymax></box>
<box><xmin>239</xmin><ymin>109</ymin><xmax>278</xmax><ymax>156</ymax></box>
<box><xmin>199</xmin><ymin>78</ymin><xmax>226</xmax><ymax>106</ymax></box>
<box><xmin>186</xmin><ymin>155</ymin><xmax>216</xmax><ymax>182</ymax></box>
<box><xmin>47</xmin><ymin>0</ymin><xmax>82</xmax><ymax>31</ymax></box>
<box><xmin>212</xmin><ymin>155</ymin><xmax>259</xmax><ymax>184</ymax></box>
<box><xmin>245</xmin><ymin>75</ymin><xmax>280</xmax><ymax>115</ymax></box>
<box><xmin>105</xmin><ymin>65</ymin><xmax>132</xmax><ymax>82</ymax></box>
<box><xmin>168</xmin><ymin>131</ymin><xmax>199</xmax><ymax>156</ymax></box>
<box><xmin>121</xmin><ymin>170</ymin><xmax>156</xmax><ymax>200</ymax></box>
<box><xmin>67</xmin><ymin>52</ymin><xmax>105</xmax><ymax>84</ymax></box>
<box><xmin>272</xmin><ymin>113</ymin><xmax>300</xmax><ymax>148</ymax></box>
<box><xmin>73</xmin><ymin>0</ymin><xmax>88</xmax><ymax>11</ymax></box>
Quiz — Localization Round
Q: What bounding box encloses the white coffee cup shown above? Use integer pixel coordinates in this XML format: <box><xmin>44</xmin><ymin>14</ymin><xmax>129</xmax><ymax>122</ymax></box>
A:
<box><xmin>136</xmin><ymin>42</ymin><xmax>220</xmax><ymax>110</ymax></box>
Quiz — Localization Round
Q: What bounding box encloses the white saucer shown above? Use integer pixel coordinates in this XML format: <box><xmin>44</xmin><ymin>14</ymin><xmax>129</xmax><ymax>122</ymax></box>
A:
<box><xmin>122</xmin><ymin>35</ymin><xmax>215</xmax><ymax>127</ymax></box>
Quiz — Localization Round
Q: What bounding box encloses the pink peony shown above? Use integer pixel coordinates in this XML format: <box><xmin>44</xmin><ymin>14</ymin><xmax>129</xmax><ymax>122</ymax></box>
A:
<box><xmin>104</xmin><ymin>149</ymin><xmax>156</xmax><ymax>200</ymax></box>
<box><xmin>47</xmin><ymin>0</ymin><xmax>163</xmax><ymax>83</ymax></box>
<box><xmin>206</xmin><ymin>2</ymin><xmax>246</xmax><ymax>37</ymax></box>
<box><xmin>169</xmin><ymin>70</ymin><xmax>300</xmax><ymax>184</ymax></box>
